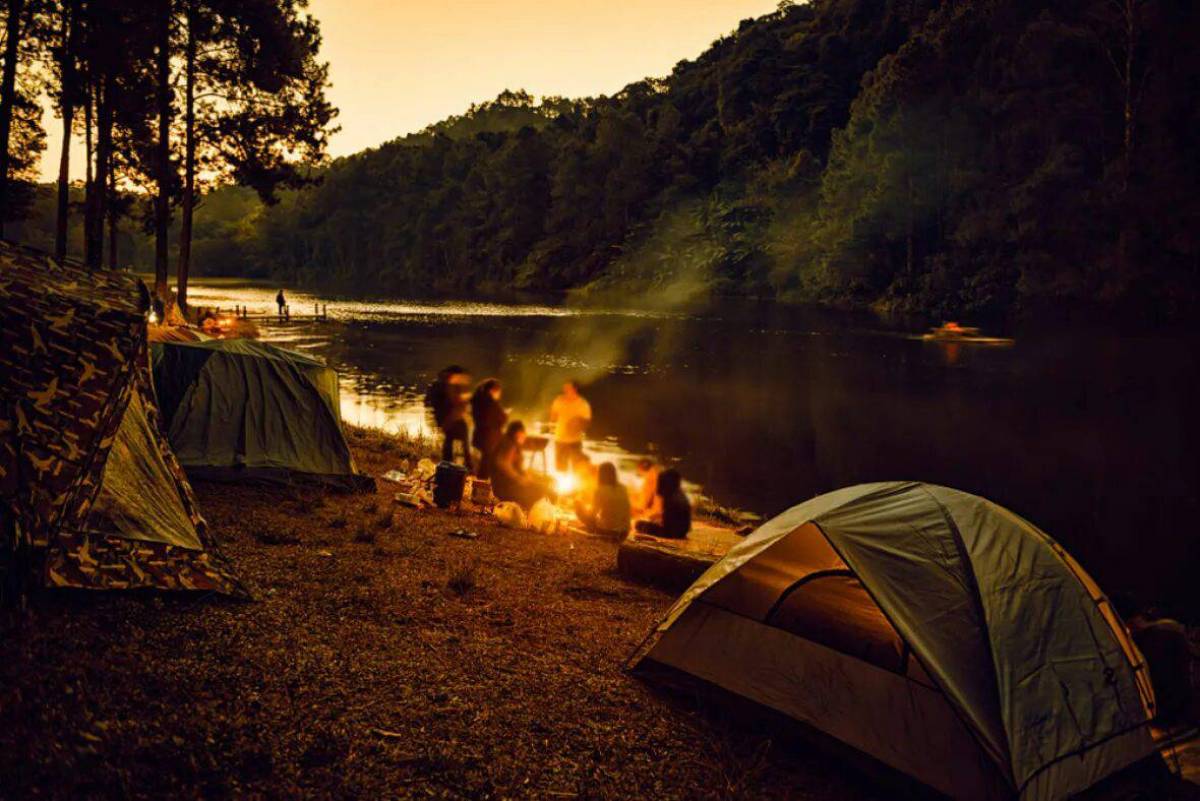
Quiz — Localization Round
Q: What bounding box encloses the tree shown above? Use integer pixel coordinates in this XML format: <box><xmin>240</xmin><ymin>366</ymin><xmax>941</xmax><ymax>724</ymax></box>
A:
<box><xmin>174</xmin><ymin>0</ymin><xmax>335</xmax><ymax>308</ymax></box>
<box><xmin>0</xmin><ymin>0</ymin><xmax>48</xmax><ymax>233</ymax></box>
<box><xmin>51</xmin><ymin>0</ymin><xmax>81</xmax><ymax>261</ymax></box>
<box><xmin>75</xmin><ymin>0</ymin><xmax>159</xmax><ymax>270</ymax></box>
<box><xmin>152</xmin><ymin>0</ymin><xmax>172</xmax><ymax>297</ymax></box>
<box><xmin>0</xmin><ymin>0</ymin><xmax>28</xmax><ymax>235</ymax></box>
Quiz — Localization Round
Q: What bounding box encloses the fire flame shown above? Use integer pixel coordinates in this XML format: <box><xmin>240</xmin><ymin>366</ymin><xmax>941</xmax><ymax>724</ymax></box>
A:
<box><xmin>553</xmin><ymin>471</ymin><xmax>578</xmax><ymax>495</ymax></box>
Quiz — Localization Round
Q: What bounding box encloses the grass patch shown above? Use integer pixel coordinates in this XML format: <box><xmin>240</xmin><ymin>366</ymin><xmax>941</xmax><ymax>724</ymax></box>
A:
<box><xmin>353</xmin><ymin>526</ymin><xmax>376</xmax><ymax>545</ymax></box>
<box><xmin>256</xmin><ymin>529</ymin><xmax>300</xmax><ymax>546</ymax></box>
<box><xmin>327</xmin><ymin>514</ymin><xmax>348</xmax><ymax>530</ymax></box>
<box><xmin>446</xmin><ymin>563</ymin><xmax>477</xmax><ymax>597</ymax></box>
<box><xmin>342</xmin><ymin>424</ymin><xmax>440</xmax><ymax>462</ymax></box>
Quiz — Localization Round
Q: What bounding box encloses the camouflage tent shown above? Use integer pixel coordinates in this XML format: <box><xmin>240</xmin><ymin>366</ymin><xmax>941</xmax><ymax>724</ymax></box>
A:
<box><xmin>0</xmin><ymin>241</ymin><xmax>244</xmax><ymax>596</ymax></box>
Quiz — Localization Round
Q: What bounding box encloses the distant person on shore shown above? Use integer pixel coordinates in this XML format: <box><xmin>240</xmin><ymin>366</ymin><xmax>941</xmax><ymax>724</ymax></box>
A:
<box><xmin>550</xmin><ymin>380</ymin><xmax>591</xmax><ymax>471</ymax></box>
<box><xmin>470</xmin><ymin>378</ymin><xmax>507</xmax><ymax>479</ymax></box>
<box><xmin>634</xmin><ymin>468</ymin><xmax>691</xmax><ymax>539</ymax></box>
<box><xmin>631</xmin><ymin>458</ymin><xmax>662</xmax><ymax>517</ymax></box>
<box><xmin>425</xmin><ymin>365</ymin><xmax>473</xmax><ymax>470</ymax></box>
<box><xmin>490</xmin><ymin>421</ymin><xmax>550</xmax><ymax>510</ymax></box>
<box><xmin>575</xmin><ymin>462</ymin><xmax>631</xmax><ymax>538</ymax></box>
<box><xmin>275</xmin><ymin>289</ymin><xmax>286</xmax><ymax>319</ymax></box>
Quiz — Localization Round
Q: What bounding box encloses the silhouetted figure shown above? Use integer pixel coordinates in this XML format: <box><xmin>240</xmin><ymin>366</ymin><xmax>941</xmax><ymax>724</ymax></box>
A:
<box><xmin>550</xmin><ymin>379</ymin><xmax>591</xmax><ymax>471</ymax></box>
<box><xmin>276</xmin><ymin>289</ymin><xmax>286</xmax><ymax>319</ymax></box>
<box><xmin>470</xmin><ymin>378</ymin><xmax>507</xmax><ymax>479</ymax></box>
<box><xmin>490</xmin><ymin>421</ymin><xmax>549</xmax><ymax>510</ymax></box>
<box><xmin>425</xmin><ymin>365</ymin><xmax>473</xmax><ymax>470</ymax></box>
<box><xmin>575</xmin><ymin>462</ymin><xmax>631</xmax><ymax>538</ymax></box>
<box><xmin>1123</xmin><ymin>604</ymin><xmax>1198</xmax><ymax>725</ymax></box>
<box><xmin>634</xmin><ymin>468</ymin><xmax>691</xmax><ymax>539</ymax></box>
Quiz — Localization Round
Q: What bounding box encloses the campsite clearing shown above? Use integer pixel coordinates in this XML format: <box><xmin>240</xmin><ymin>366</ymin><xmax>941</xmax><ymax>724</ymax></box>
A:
<box><xmin>0</xmin><ymin>427</ymin><xmax>891</xmax><ymax>800</ymax></box>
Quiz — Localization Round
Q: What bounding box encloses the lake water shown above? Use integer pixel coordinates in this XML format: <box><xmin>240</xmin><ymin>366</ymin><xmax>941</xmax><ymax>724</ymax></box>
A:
<box><xmin>183</xmin><ymin>279</ymin><xmax>1199</xmax><ymax>614</ymax></box>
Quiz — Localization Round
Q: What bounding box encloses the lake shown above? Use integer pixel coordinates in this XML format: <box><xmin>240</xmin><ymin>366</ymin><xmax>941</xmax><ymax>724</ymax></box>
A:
<box><xmin>183</xmin><ymin>278</ymin><xmax>1199</xmax><ymax>614</ymax></box>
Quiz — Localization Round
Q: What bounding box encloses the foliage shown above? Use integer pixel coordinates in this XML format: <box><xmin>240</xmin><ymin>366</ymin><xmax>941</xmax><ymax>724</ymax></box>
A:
<box><xmin>12</xmin><ymin>0</ymin><xmax>1200</xmax><ymax>317</ymax></box>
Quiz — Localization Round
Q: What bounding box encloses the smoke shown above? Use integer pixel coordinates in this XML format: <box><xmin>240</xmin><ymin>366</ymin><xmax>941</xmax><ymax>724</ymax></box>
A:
<box><xmin>509</xmin><ymin>201</ymin><xmax>722</xmax><ymax>416</ymax></box>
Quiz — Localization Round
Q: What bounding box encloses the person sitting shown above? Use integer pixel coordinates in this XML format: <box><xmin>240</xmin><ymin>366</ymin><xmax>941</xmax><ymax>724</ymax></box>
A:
<box><xmin>574</xmin><ymin>462</ymin><xmax>631</xmax><ymax>538</ymax></box>
<box><xmin>1119</xmin><ymin>598</ymin><xmax>1198</xmax><ymax>725</ymax></box>
<box><xmin>631</xmin><ymin>458</ymin><xmax>661</xmax><ymax>517</ymax></box>
<box><xmin>489</xmin><ymin>421</ymin><xmax>550</xmax><ymax>511</ymax></box>
<box><xmin>634</xmin><ymin>468</ymin><xmax>691</xmax><ymax>539</ymax></box>
<box><xmin>470</xmin><ymin>378</ymin><xmax>507</xmax><ymax>479</ymax></box>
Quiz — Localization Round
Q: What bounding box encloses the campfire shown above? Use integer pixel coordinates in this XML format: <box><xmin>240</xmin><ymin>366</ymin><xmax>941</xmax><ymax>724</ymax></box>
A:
<box><xmin>553</xmin><ymin>469</ymin><xmax>578</xmax><ymax>496</ymax></box>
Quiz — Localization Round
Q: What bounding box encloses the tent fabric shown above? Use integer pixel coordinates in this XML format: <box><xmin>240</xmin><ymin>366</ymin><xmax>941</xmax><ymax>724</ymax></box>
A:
<box><xmin>86</xmin><ymin>389</ymin><xmax>202</xmax><ymax>550</ymax></box>
<box><xmin>631</xmin><ymin>481</ymin><xmax>1157</xmax><ymax>801</ymax></box>
<box><xmin>151</xmin><ymin>338</ymin><xmax>368</xmax><ymax>488</ymax></box>
<box><xmin>147</xmin><ymin>325</ymin><xmax>212</xmax><ymax>343</ymax></box>
<box><xmin>0</xmin><ymin>240</ymin><xmax>244</xmax><ymax>595</ymax></box>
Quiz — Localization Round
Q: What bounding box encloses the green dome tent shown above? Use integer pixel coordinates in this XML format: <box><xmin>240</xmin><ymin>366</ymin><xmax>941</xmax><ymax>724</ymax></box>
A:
<box><xmin>630</xmin><ymin>482</ymin><xmax>1157</xmax><ymax>801</ymax></box>
<box><xmin>151</xmin><ymin>339</ymin><xmax>370</xmax><ymax>489</ymax></box>
<box><xmin>0</xmin><ymin>241</ymin><xmax>244</xmax><ymax>596</ymax></box>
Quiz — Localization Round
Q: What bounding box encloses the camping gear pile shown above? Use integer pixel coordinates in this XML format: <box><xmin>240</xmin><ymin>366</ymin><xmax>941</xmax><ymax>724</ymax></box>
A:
<box><xmin>384</xmin><ymin>458</ymin><xmax>498</xmax><ymax>513</ymax></box>
<box><xmin>631</xmin><ymin>481</ymin><xmax>1157</xmax><ymax>801</ymax></box>
<box><xmin>0</xmin><ymin>241</ymin><xmax>243</xmax><ymax>596</ymax></box>
<box><xmin>151</xmin><ymin>338</ymin><xmax>371</xmax><ymax>490</ymax></box>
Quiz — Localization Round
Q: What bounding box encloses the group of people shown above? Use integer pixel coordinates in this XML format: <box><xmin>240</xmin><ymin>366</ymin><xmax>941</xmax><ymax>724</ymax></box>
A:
<box><xmin>572</xmin><ymin>458</ymin><xmax>692</xmax><ymax>539</ymax></box>
<box><xmin>425</xmin><ymin>367</ymin><xmax>691</xmax><ymax>539</ymax></box>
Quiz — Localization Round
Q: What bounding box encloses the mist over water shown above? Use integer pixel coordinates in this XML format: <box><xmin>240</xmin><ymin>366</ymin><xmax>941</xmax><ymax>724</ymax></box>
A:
<box><xmin>184</xmin><ymin>279</ymin><xmax>1200</xmax><ymax>614</ymax></box>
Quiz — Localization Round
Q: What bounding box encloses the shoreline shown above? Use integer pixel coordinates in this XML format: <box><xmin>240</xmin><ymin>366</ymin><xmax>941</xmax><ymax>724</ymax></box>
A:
<box><xmin>0</xmin><ymin>426</ymin><xmax>861</xmax><ymax>799</ymax></box>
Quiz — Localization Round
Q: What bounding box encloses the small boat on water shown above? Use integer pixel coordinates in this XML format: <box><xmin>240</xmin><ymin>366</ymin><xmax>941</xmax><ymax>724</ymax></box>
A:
<box><xmin>921</xmin><ymin>321</ymin><xmax>1015</xmax><ymax>346</ymax></box>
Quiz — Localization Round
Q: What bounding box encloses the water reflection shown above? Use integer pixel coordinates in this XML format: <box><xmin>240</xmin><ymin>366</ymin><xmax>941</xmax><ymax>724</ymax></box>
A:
<box><xmin>183</xmin><ymin>278</ymin><xmax>1199</xmax><ymax>614</ymax></box>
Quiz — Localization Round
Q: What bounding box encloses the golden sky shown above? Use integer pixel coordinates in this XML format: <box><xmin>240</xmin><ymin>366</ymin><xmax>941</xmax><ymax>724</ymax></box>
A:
<box><xmin>39</xmin><ymin>0</ymin><xmax>776</xmax><ymax>181</ymax></box>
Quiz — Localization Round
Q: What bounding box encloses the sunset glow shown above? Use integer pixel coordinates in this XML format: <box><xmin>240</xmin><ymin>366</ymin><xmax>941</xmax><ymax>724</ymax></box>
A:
<box><xmin>38</xmin><ymin>0</ymin><xmax>777</xmax><ymax>181</ymax></box>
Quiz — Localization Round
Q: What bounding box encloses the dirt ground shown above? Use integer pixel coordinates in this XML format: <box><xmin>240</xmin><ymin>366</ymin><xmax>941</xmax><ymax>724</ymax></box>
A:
<box><xmin>0</xmin><ymin>428</ymin><xmax>900</xmax><ymax>801</ymax></box>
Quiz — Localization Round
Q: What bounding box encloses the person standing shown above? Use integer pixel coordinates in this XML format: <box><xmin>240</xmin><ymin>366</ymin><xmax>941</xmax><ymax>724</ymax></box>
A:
<box><xmin>426</xmin><ymin>365</ymin><xmax>473</xmax><ymax>470</ymax></box>
<box><xmin>549</xmin><ymin>379</ymin><xmax>591</xmax><ymax>471</ymax></box>
<box><xmin>275</xmin><ymin>289</ymin><xmax>286</xmax><ymax>319</ymax></box>
<box><xmin>470</xmin><ymin>378</ymin><xmax>507</xmax><ymax>478</ymax></box>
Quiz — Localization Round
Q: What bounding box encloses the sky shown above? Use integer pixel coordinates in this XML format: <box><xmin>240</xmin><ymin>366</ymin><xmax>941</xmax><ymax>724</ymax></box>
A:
<box><xmin>38</xmin><ymin>0</ymin><xmax>777</xmax><ymax>181</ymax></box>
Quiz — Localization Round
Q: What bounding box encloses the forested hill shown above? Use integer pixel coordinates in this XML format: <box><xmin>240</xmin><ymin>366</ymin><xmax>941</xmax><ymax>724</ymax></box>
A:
<box><xmin>20</xmin><ymin>0</ymin><xmax>1200</xmax><ymax>317</ymax></box>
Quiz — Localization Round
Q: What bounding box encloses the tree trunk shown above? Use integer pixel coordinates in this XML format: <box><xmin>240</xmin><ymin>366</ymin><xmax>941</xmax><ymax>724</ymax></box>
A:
<box><xmin>0</xmin><ymin>0</ymin><xmax>27</xmax><ymax>237</ymax></box>
<box><xmin>92</xmin><ymin>77</ymin><xmax>112</xmax><ymax>271</ymax></box>
<box><xmin>83</xmin><ymin>79</ymin><xmax>95</xmax><ymax>268</ymax></box>
<box><xmin>176</xmin><ymin>0</ymin><xmax>196</xmax><ymax>310</ymax></box>
<box><xmin>107</xmin><ymin>161</ymin><xmax>117</xmax><ymax>270</ymax></box>
<box><xmin>54</xmin><ymin>1</ymin><xmax>76</xmax><ymax>262</ymax></box>
<box><xmin>153</xmin><ymin>0</ymin><xmax>172</xmax><ymax>299</ymax></box>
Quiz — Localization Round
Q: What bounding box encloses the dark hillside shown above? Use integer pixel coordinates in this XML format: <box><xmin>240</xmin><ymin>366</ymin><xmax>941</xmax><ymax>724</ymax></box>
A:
<box><xmin>15</xmin><ymin>0</ymin><xmax>1199</xmax><ymax>317</ymax></box>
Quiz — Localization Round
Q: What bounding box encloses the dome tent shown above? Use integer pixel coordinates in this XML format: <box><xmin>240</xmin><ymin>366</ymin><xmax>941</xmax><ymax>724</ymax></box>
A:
<box><xmin>0</xmin><ymin>241</ymin><xmax>244</xmax><ymax>595</ymax></box>
<box><xmin>151</xmin><ymin>338</ymin><xmax>371</xmax><ymax>489</ymax></box>
<box><xmin>630</xmin><ymin>482</ymin><xmax>1157</xmax><ymax>801</ymax></box>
